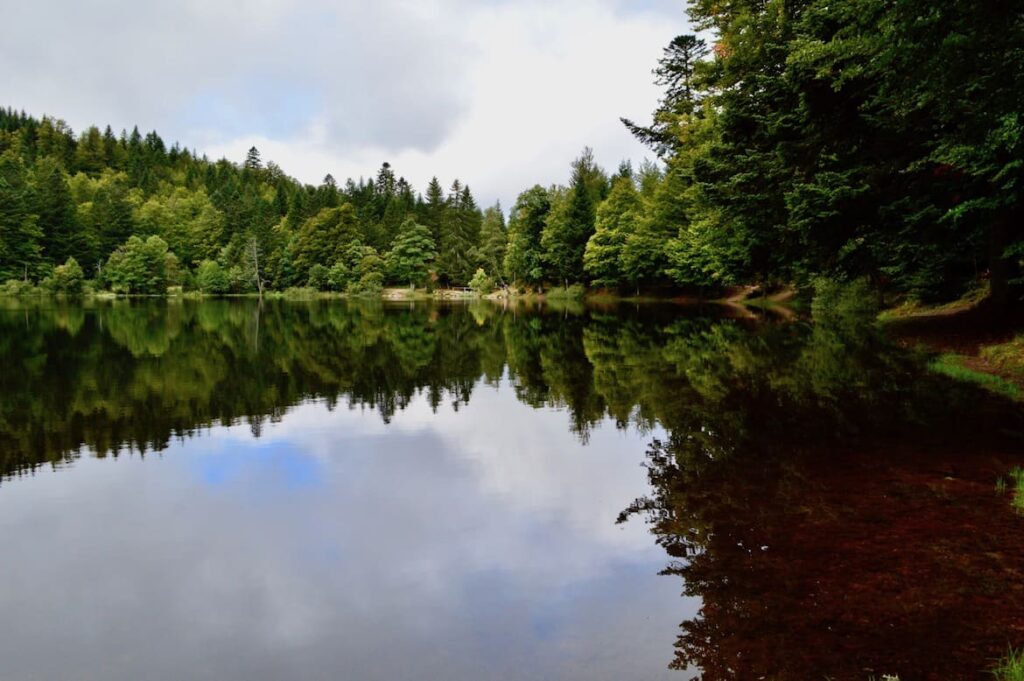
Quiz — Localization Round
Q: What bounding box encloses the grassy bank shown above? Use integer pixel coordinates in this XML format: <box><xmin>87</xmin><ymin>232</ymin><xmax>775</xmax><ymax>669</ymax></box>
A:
<box><xmin>928</xmin><ymin>354</ymin><xmax>1022</xmax><ymax>401</ymax></box>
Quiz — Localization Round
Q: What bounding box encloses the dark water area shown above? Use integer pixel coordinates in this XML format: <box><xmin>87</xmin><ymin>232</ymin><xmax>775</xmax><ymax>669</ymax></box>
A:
<box><xmin>1</xmin><ymin>294</ymin><xmax>1023</xmax><ymax>681</ymax></box>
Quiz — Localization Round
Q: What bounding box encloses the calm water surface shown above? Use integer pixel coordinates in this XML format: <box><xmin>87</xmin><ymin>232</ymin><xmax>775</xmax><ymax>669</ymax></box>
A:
<box><xmin>1</xmin><ymin>297</ymin><xmax>1023</xmax><ymax>681</ymax></box>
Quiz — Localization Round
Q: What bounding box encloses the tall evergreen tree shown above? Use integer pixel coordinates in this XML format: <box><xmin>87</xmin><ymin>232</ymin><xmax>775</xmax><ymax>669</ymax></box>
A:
<box><xmin>478</xmin><ymin>202</ymin><xmax>507</xmax><ymax>285</ymax></box>
<box><xmin>30</xmin><ymin>156</ymin><xmax>84</xmax><ymax>265</ymax></box>
<box><xmin>0</xmin><ymin>151</ymin><xmax>42</xmax><ymax>280</ymax></box>
<box><xmin>584</xmin><ymin>175</ymin><xmax>641</xmax><ymax>288</ymax></box>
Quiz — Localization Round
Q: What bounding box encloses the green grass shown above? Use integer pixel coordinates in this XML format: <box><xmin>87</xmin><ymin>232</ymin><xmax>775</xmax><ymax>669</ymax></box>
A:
<box><xmin>928</xmin><ymin>354</ymin><xmax>1022</xmax><ymax>400</ymax></box>
<box><xmin>878</xmin><ymin>284</ymin><xmax>989</xmax><ymax>322</ymax></box>
<box><xmin>981</xmin><ymin>336</ymin><xmax>1024</xmax><ymax>377</ymax></box>
<box><xmin>995</xmin><ymin>468</ymin><xmax>1024</xmax><ymax>515</ymax></box>
<box><xmin>1010</xmin><ymin>468</ymin><xmax>1024</xmax><ymax>515</ymax></box>
<box><xmin>992</xmin><ymin>648</ymin><xmax>1024</xmax><ymax>681</ymax></box>
<box><xmin>546</xmin><ymin>283</ymin><xmax>586</xmax><ymax>300</ymax></box>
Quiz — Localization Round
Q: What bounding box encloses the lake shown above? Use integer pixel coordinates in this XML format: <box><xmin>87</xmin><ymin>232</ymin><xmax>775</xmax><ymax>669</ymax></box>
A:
<box><xmin>1</xmin><ymin>296</ymin><xmax>1023</xmax><ymax>681</ymax></box>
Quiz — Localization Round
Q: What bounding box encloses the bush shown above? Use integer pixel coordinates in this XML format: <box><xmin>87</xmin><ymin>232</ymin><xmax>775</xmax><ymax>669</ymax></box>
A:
<box><xmin>104</xmin><ymin>235</ymin><xmax>175</xmax><ymax>294</ymax></box>
<box><xmin>49</xmin><ymin>257</ymin><xmax>85</xmax><ymax>295</ymax></box>
<box><xmin>308</xmin><ymin>264</ymin><xmax>330</xmax><ymax>291</ymax></box>
<box><xmin>547</xmin><ymin>283</ymin><xmax>586</xmax><ymax>300</ymax></box>
<box><xmin>469</xmin><ymin>268</ymin><xmax>494</xmax><ymax>295</ymax></box>
<box><xmin>282</xmin><ymin>286</ymin><xmax>320</xmax><ymax>299</ymax></box>
<box><xmin>0</xmin><ymin>279</ymin><xmax>39</xmax><ymax>297</ymax></box>
<box><xmin>349</xmin><ymin>270</ymin><xmax>384</xmax><ymax>296</ymax></box>
<box><xmin>227</xmin><ymin>265</ymin><xmax>253</xmax><ymax>293</ymax></box>
<box><xmin>327</xmin><ymin>261</ymin><xmax>351</xmax><ymax>291</ymax></box>
<box><xmin>196</xmin><ymin>260</ymin><xmax>231</xmax><ymax>294</ymax></box>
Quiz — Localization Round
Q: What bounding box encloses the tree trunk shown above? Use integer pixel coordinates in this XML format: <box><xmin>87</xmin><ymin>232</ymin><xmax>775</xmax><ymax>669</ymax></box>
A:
<box><xmin>249</xmin><ymin>238</ymin><xmax>264</xmax><ymax>298</ymax></box>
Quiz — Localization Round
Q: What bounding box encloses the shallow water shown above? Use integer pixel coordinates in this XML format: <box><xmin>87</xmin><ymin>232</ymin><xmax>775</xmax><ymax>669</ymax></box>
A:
<box><xmin>1</xmin><ymin>298</ymin><xmax>1022</xmax><ymax>680</ymax></box>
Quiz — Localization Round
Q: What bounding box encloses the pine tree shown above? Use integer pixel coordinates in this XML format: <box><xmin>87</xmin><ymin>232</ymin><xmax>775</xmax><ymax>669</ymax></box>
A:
<box><xmin>0</xmin><ymin>151</ymin><xmax>42</xmax><ymax>280</ymax></box>
<box><xmin>541</xmin><ymin>151</ymin><xmax>599</xmax><ymax>288</ymax></box>
<box><xmin>423</xmin><ymin>176</ymin><xmax>446</xmax><ymax>245</ymax></box>
<box><xmin>74</xmin><ymin>126</ymin><xmax>106</xmax><ymax>175</ymax></box>
<box><xmin>478</xmin><ymin>202</ymin><xmax>507</xmax><ymax>285</ymax></box>
<box><xmin>243</xmin><ymin>146</ymin><xmax>262</xmax><ymax>171</ymax></box>
<box><xmin>31</xmin><ymin>156</ymin><xmax>85</xmax><ymax>265</ymax></box>
<box><xmin>584</xmin><ymin>175</ymin><xmax>641</xmax><ymax>288</ymax></box>
<box><xmin>436</xmin><ymin>181</ymin><xmax>482</xmax><ymax>286</ymax></box>
<box><xmin>93</xmin><ymin>178</ymin><xmax>136</xmax><ymax>260</ymax></box>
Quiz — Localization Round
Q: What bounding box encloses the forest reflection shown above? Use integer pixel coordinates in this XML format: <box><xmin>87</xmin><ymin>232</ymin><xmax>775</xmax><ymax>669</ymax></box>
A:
<box><xmin>0</xmin><ymin>295</ymin><xmax>749</xmax><ymax>476</ymax></box>
<box><xmin>2</xmin><ymin>292</ymin><xmax>1023</xmax><ymax>679</ymax></box>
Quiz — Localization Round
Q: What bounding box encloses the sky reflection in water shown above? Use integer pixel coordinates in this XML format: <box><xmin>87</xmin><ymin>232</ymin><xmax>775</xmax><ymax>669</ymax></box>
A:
<box><xmin>0</xmin><ymin>370</ymin><xmax>688</xmax><ymax>681</ymax></box>
<box><xmin>2</xmin><ymin>295</ymin><xmax>1023</xmax><ymax>680</ymax></box>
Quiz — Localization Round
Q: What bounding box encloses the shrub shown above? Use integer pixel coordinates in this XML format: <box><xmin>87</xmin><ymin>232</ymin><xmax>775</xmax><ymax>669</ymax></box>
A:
<box><xmin>0</xmin><ymin>279</ymin><xmax>38</xmax><ymax>297</ymax></box>
<box><xmin>104</xmin><ymin>235</ymin><xmax>174</xmax><ymax>294</ymax></box>
<box><xmin>349</xmin><ymin>270</ymin><xmax>384</xmax><ymax>296</ymax></box>
<box><xmin>308</xmin><ymin>264</ymin><xmax>330</xmax><ymax>291</ymax></box>
<box><xmin>327</xmin><ymin>261</ymin><xmax>351</xmax><ymax>291</ymax></box>
<box><xmin>50</xmin><ymin>257</ymin><xmax>85</xmax><ymax>295</ymax></box>
<box><xmin>469</xmin><ymin>268</ymin><xmax>494</xmax><ymax>295</ymax></box>
<box><xmin>196</xmin><ymin>260</ymin><xmax>231</xmax><ymax>294</ymax></box>
<box><xmin>547</xmin><ymin>283</ymin><xmax>586</xmax><ymax>300</ymax></box>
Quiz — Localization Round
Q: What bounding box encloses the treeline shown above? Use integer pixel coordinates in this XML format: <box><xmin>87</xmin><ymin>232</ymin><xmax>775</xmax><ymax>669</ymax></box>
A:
<box><xmin>0</xmin><ymin>110</ymin><xmax>504</xmax><ymax>295</ymax></box>
<box><xmin>1</xmin><ymin>0</ymin><xmax>1021</xmax><ymax>302</ymax></box>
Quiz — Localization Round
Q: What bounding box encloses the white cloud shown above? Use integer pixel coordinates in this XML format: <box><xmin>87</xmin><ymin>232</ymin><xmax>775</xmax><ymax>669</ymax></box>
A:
<box><xmin>0</xmin><ymin>0</ymin><xmax>688</xmax><ymax>208</ymax></box>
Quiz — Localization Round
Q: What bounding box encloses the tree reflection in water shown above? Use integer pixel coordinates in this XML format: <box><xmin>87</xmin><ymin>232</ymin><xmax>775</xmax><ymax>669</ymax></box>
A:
<box><xmin>1</xmin><ymin>286</ymin><xmax>1022</xmax><ymax>679</ymax></box>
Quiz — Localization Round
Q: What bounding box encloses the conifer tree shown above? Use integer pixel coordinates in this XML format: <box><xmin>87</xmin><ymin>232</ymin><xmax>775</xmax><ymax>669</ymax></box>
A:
<box><xmin>584</xmin><ymin>175</ymin><xmax>641</xmax><ymax>288</ymax></box>
<box><xmin>479</xmin><ymin>202</ymin><xmax>507</xmax><ymax>285</ymax></box>
<box><xmin>0</xmin><ymin>151</ymin><xmax>42</xmax><ymax>280</ymax></box>
<box><xmin>31</xmin><ymin>156</ymin><xmax>84</xmax><ymax>265</ymax></box>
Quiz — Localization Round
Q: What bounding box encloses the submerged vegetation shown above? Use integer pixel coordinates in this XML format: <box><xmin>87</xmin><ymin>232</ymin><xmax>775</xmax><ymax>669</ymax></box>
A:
<box><xmin>1</xmin><ymin>1</ymin><xmax>1021</xmax><ymax>307</ymax></box>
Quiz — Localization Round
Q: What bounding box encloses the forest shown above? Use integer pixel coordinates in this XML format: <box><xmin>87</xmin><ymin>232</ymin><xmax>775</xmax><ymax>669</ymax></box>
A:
<box><xmin>0</xmin><ymin>0</ymin><xmax>1021</xmax><ymax>305</ymax></box>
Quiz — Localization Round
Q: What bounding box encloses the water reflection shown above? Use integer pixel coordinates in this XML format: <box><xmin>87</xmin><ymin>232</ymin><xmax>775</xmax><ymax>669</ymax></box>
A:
<box><xmin>1</xmin><ymin>292</ymin><xmax>1023</xmax><ymax>680</ymax></box>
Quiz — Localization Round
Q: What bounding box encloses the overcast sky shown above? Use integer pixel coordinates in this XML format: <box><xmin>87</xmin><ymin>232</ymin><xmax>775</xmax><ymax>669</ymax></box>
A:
<box><xmin>1</xmin><ymin>0</ymin><xmax>689</xmax><ymax>208</ymax></box>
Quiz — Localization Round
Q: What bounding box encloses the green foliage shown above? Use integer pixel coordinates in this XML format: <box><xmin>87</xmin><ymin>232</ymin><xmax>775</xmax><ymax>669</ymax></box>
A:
<box><xmin>436</xmin><ymin>181</ymin><xmax>482</xmax><ymax>286</ymax></box>
<box><xmin>103</xmin><ymin>235</ymin><xmax>174</xmax><ymax>294</ymax></box>
<box><xmin>327</xmin><ymin>261</ymin><xmax>351</xmax><ymax>292</ymax></box>
<box><xmin>469</xmin><ymin>268</ymin><xmax>493</xmax><ymax>295</ymax></box>
<box><xmin>48</xmin><ymin>257</ymin><xmax>85</xmax><ymax>295</ymax></box>
<box><xmin>542</xmin><ymin>149</ymin><xmax>601</xmax><ymax>287</ymax></box>
<box><xmin>0</xmin><ymin>150</ymin><xmax>43</xmax><ymax>280</ymax></box>
<box><xmin>308</xmin><ymin>263</ymin><xmax>330</xmax><ymax>291</ymax></box>
<box><xmin>504</xmin><ymin>186</ymin><xmax>550</xmax><ymax>286</ymax></box>
<box><xmin>0</xmin><ymin>279</ymin><xmax>41</xmax><ymax>297</ymax></box>
<box><xmin>585</xmin><ymin>175</ymin><xmax>641</xmax><ymax>288</ymax></box>
<box><xmin>546</xmin><ymin>283</ymin><xmax>585</xmax><ymax>300</ymax></box>
<box><xmin>478</xmin><ymin>204</ymin><xmax>507</xmax><ymax>284</ymax></box>
<box><xmin>386</xmin><ymin>218</ymin><xmax>436</xmax><ymax>287</ymax></box>
<box><xmin>195</xmin><ymin>259</ymin><xmax>230</xmax><ymax>294</ymax></box>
